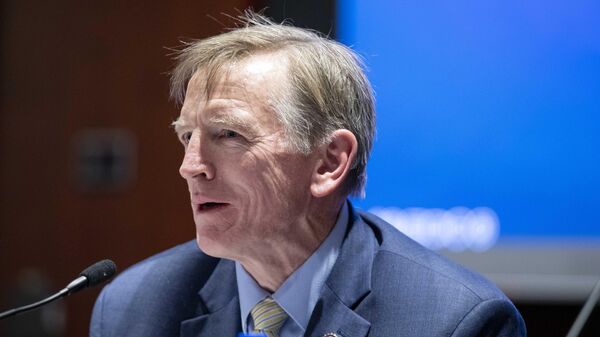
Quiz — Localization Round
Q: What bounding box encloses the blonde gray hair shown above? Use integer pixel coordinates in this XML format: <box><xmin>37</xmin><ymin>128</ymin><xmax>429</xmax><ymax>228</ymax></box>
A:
<box><xmin>170</xmin><ymin>11</ymin><xmax>375</xmax><ymax>197</ymax></box>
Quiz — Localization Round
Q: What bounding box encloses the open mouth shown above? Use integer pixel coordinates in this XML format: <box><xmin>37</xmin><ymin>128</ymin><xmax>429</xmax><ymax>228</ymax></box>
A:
<box><xmin>197</xmin><ymin>202</ymin><xmax>228</xmax><ymax>211</ymax></box>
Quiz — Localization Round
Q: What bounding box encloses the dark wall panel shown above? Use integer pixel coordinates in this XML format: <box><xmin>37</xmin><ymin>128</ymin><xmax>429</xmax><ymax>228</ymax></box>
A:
<box><xmin>1</xmin><ymin>1</ymin><xmax>249</xmax><ymax>336</ymax></box>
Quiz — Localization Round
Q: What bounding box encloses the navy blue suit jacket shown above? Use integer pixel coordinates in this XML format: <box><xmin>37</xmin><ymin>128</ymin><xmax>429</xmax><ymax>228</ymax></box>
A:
<box><xmin>90</xmin><ymin>205</ymin><xmax>526</xmax><ymax>337</ymax></box>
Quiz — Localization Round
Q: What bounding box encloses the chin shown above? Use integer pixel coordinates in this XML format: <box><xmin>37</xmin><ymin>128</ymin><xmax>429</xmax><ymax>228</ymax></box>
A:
<box><xmin>195</xmin><ymin>231</ymin><xmax>235</xmax><ymax>260</ymax></box>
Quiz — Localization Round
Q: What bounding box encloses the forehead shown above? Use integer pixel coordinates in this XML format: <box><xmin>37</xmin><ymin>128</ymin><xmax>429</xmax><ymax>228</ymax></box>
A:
<box><xmin>181</xmin><ymin>52</ymin><xmax>288</xmax><ymax>116</ymax></box>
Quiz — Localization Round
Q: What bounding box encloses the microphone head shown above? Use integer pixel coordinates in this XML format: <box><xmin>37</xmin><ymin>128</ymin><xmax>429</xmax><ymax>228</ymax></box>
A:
<box><xmin>80</xmin><ymin>259</ymin><xmax>117</xmax><ymax>287</ymax></box>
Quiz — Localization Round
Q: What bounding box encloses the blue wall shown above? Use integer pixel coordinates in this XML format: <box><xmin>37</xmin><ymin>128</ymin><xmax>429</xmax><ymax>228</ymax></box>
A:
<box><xmin>338</xmin><ymin>0</ymin><xmax>600</xmax><ymax>246</ymax></box>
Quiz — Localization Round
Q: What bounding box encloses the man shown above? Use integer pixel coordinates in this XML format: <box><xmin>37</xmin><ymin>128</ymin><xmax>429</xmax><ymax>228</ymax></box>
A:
<box><xmin>90</xmin><ymin>12</ymin><xmax>526</xmax><ymax>337</ymax></box>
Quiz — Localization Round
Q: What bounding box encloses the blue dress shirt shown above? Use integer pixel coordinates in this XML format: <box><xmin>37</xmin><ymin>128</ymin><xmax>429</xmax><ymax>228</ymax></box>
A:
<box><xmin>235</xmin><ymin>203</ymin><xmax>349</xmax><ymax>337</ymax></box>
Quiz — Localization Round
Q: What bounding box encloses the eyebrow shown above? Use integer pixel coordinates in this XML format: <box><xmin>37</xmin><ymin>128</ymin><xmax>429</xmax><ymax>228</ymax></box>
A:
<box><xmin>171</xmin><ymin>117</ymin><xmax>188</xmax><ymax>135</ymax></box>
<box><xmin>207</xmin><ymin>114</ymin><xmax>258</xmax><ymax>135</ymax></box>
<box><xmin>171</xmin><ymin>113</ymin><xmax>260</xmax><ymax>138</ymax></box>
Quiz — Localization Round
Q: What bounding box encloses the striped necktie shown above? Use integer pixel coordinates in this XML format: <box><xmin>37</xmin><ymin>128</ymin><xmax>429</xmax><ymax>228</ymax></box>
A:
<box><xmin>250</xmin><ymin>297</ymin><xmax>288</xmax><ymax>337</ymax></box>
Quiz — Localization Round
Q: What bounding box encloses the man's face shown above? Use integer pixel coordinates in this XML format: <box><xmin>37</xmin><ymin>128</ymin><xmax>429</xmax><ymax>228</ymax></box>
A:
<box><xmin>175</xmin><ymin>53</ymin><xmax>319</xmax><ymax>259</ymax></box>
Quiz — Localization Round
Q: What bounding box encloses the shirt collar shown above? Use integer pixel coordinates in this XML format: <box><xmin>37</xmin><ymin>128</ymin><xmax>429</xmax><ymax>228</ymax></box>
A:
<box><xmin>236</xmin><ymin>202</ymin><xmax>349</xmax><ymax>333</ymax></box>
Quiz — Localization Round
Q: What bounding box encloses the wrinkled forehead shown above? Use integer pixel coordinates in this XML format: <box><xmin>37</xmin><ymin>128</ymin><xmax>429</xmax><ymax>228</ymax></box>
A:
<box><xmin>177</xmin><ymin>53</ymin><xmax>293</xmax><ymax>138</ymax></box>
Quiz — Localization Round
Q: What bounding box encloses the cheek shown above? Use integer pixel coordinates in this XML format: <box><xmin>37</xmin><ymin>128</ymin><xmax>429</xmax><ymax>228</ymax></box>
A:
<box><xmin>250</xmin><ymin>153</ymin><xmax>313</xmax><ymax>209</ymax></box>
<box><xmin>225</xmin><ymin>154</ymin><xmax>289</xmax><ymax>224</ymax></box>
<box><xmin>244</xmin><ymin>152</ymin><xmax>295</xmax><ymax>192</ymax></box>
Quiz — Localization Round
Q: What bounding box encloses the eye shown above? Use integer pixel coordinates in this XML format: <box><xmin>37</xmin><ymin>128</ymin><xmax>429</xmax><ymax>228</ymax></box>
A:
<box><xmin>180</xmin><ymin>131</ymin><xmax>192</xmax><ymax>145</ymax></box>
<box><xmin>221</xmin><ymin>130</ymin><xmax>239</xmax><ymax>138</ymax></box>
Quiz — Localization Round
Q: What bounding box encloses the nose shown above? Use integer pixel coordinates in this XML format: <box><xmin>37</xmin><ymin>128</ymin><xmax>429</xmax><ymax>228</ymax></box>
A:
<box><xmin>179</xmin><ymin>129</ymin><xmax>215</xmax><ymax>180</ymax></box>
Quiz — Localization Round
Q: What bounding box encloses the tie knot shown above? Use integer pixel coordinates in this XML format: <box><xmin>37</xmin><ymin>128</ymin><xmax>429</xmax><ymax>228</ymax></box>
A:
<box><xmin>250</xmin><ymin>297</ymin><xmax>288</xmax><ymax>337</ymax></box>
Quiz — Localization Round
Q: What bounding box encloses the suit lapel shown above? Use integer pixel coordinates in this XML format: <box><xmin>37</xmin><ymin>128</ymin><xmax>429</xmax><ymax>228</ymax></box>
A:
<box><xmin>305</xmin><ymin>285</ymin><xmax>371</xmax><ymax>337</ymax></box>
<box><xmin>305</xmin><ymin>204</ymin><xmax>377</xmax><ymax>337</ymax></box>
<box><xmin>180</xmin><ymin>203</ymin><xmax>377</xmax><ymax>337</ymax></box>
<box><xmin>180</xmin><ymin>258</ymin><xmax>242</xmax><ymax>337</ymax></box>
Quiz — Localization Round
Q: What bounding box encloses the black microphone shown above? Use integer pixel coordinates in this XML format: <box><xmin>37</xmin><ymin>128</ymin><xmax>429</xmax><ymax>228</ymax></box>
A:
<box><xmin>0</xmin><ymin>259</ymin><xmax>117</xmax><ymax>320</ymax></box>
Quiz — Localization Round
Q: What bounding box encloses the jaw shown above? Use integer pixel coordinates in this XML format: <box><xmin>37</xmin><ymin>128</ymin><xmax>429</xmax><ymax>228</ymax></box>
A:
<box><xmin>239</xmin><ymin>195</ymin><xmax>345</xmax><ymax>291</ymax></box>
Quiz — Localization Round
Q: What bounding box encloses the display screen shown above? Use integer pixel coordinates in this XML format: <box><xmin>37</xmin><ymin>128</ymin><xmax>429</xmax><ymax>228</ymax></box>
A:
<box><xmin>338</xmin><ymin>1</ymin><xmax>600</xmax><ymax>251</ymax></box>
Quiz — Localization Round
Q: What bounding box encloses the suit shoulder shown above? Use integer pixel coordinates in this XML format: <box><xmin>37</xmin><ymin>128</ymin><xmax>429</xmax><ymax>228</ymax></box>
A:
<box><xmin>355</xmin><ymin>211</ymin><xmax>526</xmax><ymax>335</ymax></box>
<box><xmin>359</xmin><ymin>210</ymin><xmax>508</xmax><ymax>301</ymax></box>
<box><xmin>109</xmin><ymin>240</ymin><xmax>217</xmax><ymax>291</ymax></box>
<box><xmin>90</xmin><ymin>241</ymin><xmax>220</xmax><ymax>337</ymax></box>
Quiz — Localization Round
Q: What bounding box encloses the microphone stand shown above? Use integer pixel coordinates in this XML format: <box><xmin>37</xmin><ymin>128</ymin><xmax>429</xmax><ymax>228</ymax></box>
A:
<box><xmin>566</xmin><ymin>278</ymin><xmax>600</xmax><ymax>337</ymax></box>
<box><xmin>0</xmin><ymin>288</ymin><xmax>69</xmax><ymax>320</ymax></box>
<box><xmin>0</xmin><ymin>260</ymin><xmax>115</xmax><ymax>320</ymax></box>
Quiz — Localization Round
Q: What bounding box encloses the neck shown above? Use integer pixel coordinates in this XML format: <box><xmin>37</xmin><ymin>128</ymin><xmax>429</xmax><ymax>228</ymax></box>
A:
<box><xmin>239</xmin><ymin>197</ymin><xmax>344</xmax><ymax>292</ymax></box>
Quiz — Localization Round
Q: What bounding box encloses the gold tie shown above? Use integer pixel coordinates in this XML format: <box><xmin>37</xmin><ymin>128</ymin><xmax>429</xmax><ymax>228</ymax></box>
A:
<box><xmin>250</xmin><ymin>297</ymin><xmax>288</xmax><ymax>337</ymax></box>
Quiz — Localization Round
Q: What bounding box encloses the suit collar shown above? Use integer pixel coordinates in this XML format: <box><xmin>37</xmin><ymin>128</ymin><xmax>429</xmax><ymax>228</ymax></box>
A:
<box><xmin>180</xmin><ymin>202</ymin><xmax>376</xmax><ymax>337</ymax></box>
<box><xmin>304</xmin><ymin>202</ymin><xmax>376</xmax><ymax>337</ymax></box>
<box><xmin>180</xmin><ymin>258</ymin><xmax>241</xmax><ymax>337</ymax></box>
<box><xmin>197</xmin><ymin>258</ymin><xmax>238</xmax><ymax>312</ymax></box>
<box><xmin>326</xmin><ymin>203</ymin><xmax>375</xmax><ymax>307</ymax></box>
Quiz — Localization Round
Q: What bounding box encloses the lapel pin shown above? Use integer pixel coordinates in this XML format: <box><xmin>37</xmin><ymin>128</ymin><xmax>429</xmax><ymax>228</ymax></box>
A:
<box><xmin>322</xmin><ymin>333</ymin><xmax>340</xmax><ymax>337</ymax></box>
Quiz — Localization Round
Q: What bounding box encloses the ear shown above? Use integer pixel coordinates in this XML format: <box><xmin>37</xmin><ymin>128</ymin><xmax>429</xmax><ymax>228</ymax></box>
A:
<box><xmin>311</xmin><ymin>129</ymin><xmax>358</xmax><ymax>198</ymax></box>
